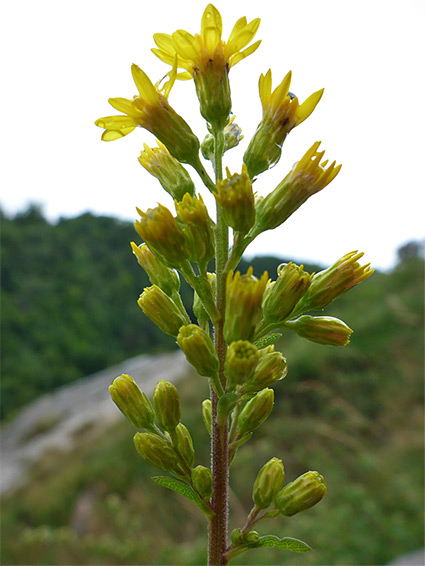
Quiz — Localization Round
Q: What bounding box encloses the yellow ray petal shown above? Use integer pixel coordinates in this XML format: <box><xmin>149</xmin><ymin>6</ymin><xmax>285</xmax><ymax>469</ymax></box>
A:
<box><xmin>153</xmin><ymin>33</ymin><xmax>176</xmax><ymax>54</ymax></box>
<box><xmin>101</xmin><ymin>125</ymin><xmax>136</xmax><ymax>141</ymax></box>
<box><xmin>227</xmin><ymin>19</ymin><xmax>261</xmax><ymax>52</ymax></box>
<box><xmin>108</xmin><ymin>97</ymin><xmax>137</xmax><ymax>116</ymax></box>
<box><xmin>95</xmin><ymin>115</ymin><xmax>137</xmax><ymax>129</ymax></box>
<box><xmin>296</xmin><ymin>88</ymin><xmax>324</xmax><ymax>125</ymax></box>
<box><xmin>172</xmin><ymin>30</ymin><xmax>201</xmax><ymax>64</ymax></box>
<box><xmin>229</xmin><ymin>40</ymin><xmax>261</xmax><ymax>67</ymax></box>
<box><xmin>201</xmin><ymin>4</ymin><xmax>223</xmax><ymax>52</ymax></box>
<box><xmin>272</xmin><ymin>71</ymin><xmax>292</xmax><ymax>106</ymax></box>
<box><xmin>259</xmin><ymin>69</ymin><xmax>272</xmax><ymax>111</ymax></box>
<box><xmin>131</xmin><ymin>64</ymin><xmax>158</xmax><ymax>105</ymax></box>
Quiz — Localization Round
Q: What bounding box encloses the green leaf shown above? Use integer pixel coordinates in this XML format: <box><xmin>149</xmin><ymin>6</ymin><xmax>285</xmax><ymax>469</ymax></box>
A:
<box><xmin>152</xmin><ymin>476</ymin><xmax>215</xmax><ymax>518</ymax></box>
<box><xmin>249</xmin><ymin>535</ymin><xmax>311</xmax><ymax>552</ymax></box>
<box><xmin>254</xmin><ymin>333</ymin><xmax>282</xmax><ymax>349</ymax></box>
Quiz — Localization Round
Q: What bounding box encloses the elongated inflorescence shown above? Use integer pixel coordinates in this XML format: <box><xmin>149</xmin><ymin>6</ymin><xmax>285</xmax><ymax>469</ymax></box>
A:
<box><xmin>96</xmin><ymin>4</ymin><xmax>373</xmax><ymax>564</ymax></box>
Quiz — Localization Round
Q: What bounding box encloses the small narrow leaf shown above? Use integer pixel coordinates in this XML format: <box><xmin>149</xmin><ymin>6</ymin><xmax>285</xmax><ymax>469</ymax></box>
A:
<box><xmin>248</xmin><ymin>535</ymin><xmax>311</xmax><ymax>552</ymax></box>
<box><xmin>152</xmin><ymin>476</ymin><xmax>214</xmax><ymax>517</ymax></box>
<box><xmin>254</xmin><ymin>333</ymin><xmax>282</xmax><ymax>349</ymax></box>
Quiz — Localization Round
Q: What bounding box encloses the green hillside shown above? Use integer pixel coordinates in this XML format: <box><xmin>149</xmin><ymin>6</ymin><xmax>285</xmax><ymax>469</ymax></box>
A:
<box><xmin>1</xmin><ymin>207</ymin><xmax>423</xmax><ymax>565</ymax></box>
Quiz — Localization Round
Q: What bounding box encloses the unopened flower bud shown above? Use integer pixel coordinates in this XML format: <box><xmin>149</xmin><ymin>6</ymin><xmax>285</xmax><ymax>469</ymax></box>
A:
<box><xmin>231</xmin><ymin>528</ymin><xmax>245</xmax><ymax>547</ymax></box>
<box><xmin>131</xmin><ymin>242</ymin><xmax>180</xmax><ymax>297</ymax></box>
<box><xmin>224</xmin><ymin>267</ymin><xmax>268</xmax><ymax>344</ymax></box>
<box><xmin>177</xmin><ymin>324</ymin><xmax>219</xmax><ymax>377</ymax></box>
<box><xmin>253</xmin><ymin>142</ymin><xmax>341</xmax><ymax>234</ymax></box>
<box><xmin>253</xmin><ymin>457</ymin><xmax>285</xmax><ymax>509</ymax></box>
<box><xmin>292</xmin><ymin>251</ymin><xmax>374</xmax><ymax>316</ymax></box>
<box><xmin>134</xmin><ymin>431</ymin><xmax>178</xmax><ymax>471</ymax></box>
<box><xmin>245</xmin><ymin>531</ymin><xmax>260</xmax><ymax>543</ymax></box>
<box><xmin>175</xmin><ymin>194</ymin><xmax>215</xmax><ymax>264</ymax></box>
<box><xmin>174</xmin><ymin>422</ymin><xmax>195</xmax><ymax>468</ymax></box>
<box><xmin>192</xmin><ymin>465</ymin><xmax>213</xmax><ymax>499</ymax></box>
<box><xmin>138</xmin><ymin>140</ymin><xmax>195</xmax><ymax>201</ymax></box>
<box><xmin>244</xmin><ymin>350</ymin><xmax>288</xmax><ymax>393</ymax></box>
<box><xmin>201</xmin><ymin>116</ymin><xmax>243</xmax><ymax>161</ymax></box>
<box><xmin>137</xmin><ymin>285</ymin><xmax>190</xmax><ymax>336</ymax></box>
<box><xmin>153</xmin><ymin>380</ymin><xmax>181</xmax><ymax>433</ymax></box>
<box><xmin>262</xmin><ymin>262</ymin><xmax>312</xmax><ymax>323</ymax></box>
<box><xmin>285</xmin><ymin>315</ymin><xmax>353</xmax><ymax>346</ymax></box>
<box><xmin>202</xmin><ymin>399</ymin><xmax>212</xmax><ymax>435</ymax></box>
<box><xmin>275</xmin><ymin>471</ymin><xmax>327</xmax><ymax>516</ymax></box>
<box><xmin>109</xmin><ymin>374</ymin><xmax>155</xmax><ymax>429</ymax></box>
<box><xmin>238</xmin><ymin>388</ymin><xmax>274</xmax><ymax>436</ymax></box>
<box><xmin>135</xmin><ymin>204</ymin><xmax>189</xmax><ymax>267</ymax></box>
<box><xmin>225</xmin><ymin>340</ymin><xmax>259</xmax><ymax>387</ymax></box>
<box><xmin>215</xmin><ymin>164</ymin><xmax>255</xmax><ymax>234</ymax></box>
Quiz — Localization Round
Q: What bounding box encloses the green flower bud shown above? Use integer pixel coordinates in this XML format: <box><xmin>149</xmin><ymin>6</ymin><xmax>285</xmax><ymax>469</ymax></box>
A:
<box><xmin>285</xmin><ymin>315</ymin><xmax>353</xmax><ymax>346</ymax></box>
<box><xmin>275</xmin><ymin>471</ymin><xmax>327</xmax><ymax>516</ymax></box>
<box><xmin>192</xmin><ymin>465</ymin><xmax>213</xmax><ymax>499</ymax></box>
<box><xmin>109</xmin><ymin>374</ymin><xmax>155</xmax><ymax>429</ymax></box>
<box><xmin>153</xmin><ymin>380</ymin><xmax>181</xmax><ymax>433</ymax></box>
<box><xmin>238</xmin><ymin>388</ymin><xmax>274</xmax><ymax>436</ymax></box>
<box><xmin>194</xmin><ymin>273</ymin><xmax>216</xmax><ymax>325</ymax></box>
<box><xmin>202</xmin><ymin>399</ymin><xmax>212</xmax><ymax>435</ymax></box>
<box><xmin>262</xmin><ymin>262</ymin><xmax>312</xmax><ymax>323</ymax></box>
<box><xmin>201</xmin><ymin>115</ymin><xmax>243</xmax><ymax>161</ymax></box>
<box><xmin>174</xmin><ymin>423</ymin><xmax>195</xmax><ymax>469</ymax></box>
<box><xmin>245</xmin><ymin>531</ymin><xmax>260</xmax><ymax>544</ymax></box>
<box><xmin>253</xmin><ymin>457</ymin><xmax>285</xmax><ymax>509</ymax></box>
<box><xmin>292</xmin><ymin>251</ymin><xmax>374</xmax><ymax>316</ymax></box>
<box><xmin>134</xmin><ymin>431</ymin><xmax>178</xmax><ymax>471</ymax></box>
<box><xmin>135</xmin><ymin>204</ymin><xmax>189</xmax><ymax>268</ymax></box>
<box><xmin>137</xmin><ymin>285</ymin><xmax>190</xmax><ymax>336</ymax></box>
<box><xmin>253</xmin><ymin>142</ymin><xmax>341</xmax><ymax>234</ymax></box>
<box><xmin>224</xmin><ymin>267</ymin><xmax>268</xmax><ymax>344</ymax></box>
<box><xmin>244</xmin><ymin>349</ymin><xmax>288</xmax><ymax>393</ymax></box>
<box><xmin>225</xmin><ymin>340</ymin><xmax>259</xmax><ymax>387</ymax></box>
<box><xmin>175</xmin><ymin>194</ymin><xmax>215</xmax><ymax>264</ymax></box>
<box><xmin>131</xmin><ymin>242</ymin><xmax>180</xmax><ymax>297</ymax></box>
<box><xmin>177</xmin><ymin>324</ymin><xmax>219</xmax><ymax>378</ymax></box>
<box><xmin>231</xmin><ymin>528</ymin><xmax>245</xmax><ymax>547</ymax></box>
<box><xmin>138</xmin><ymin>140</ymin><xmax>195</xmax><ymax>201</ymax></box>
<box><xmin>214</xmin><ymin>164</ymin><xmax>255</xmax><ymax>234</ymax></box>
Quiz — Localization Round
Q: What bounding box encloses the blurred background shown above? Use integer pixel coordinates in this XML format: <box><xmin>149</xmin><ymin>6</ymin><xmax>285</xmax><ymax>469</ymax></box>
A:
<box><xmin>1</xmin><ymin>0</ymin><xmax>424</xmax><ymax>564</ymax></box>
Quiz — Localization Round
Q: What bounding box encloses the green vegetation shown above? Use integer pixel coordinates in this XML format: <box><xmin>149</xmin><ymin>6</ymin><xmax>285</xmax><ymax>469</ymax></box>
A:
<box><xmin>1</xmin><ymin>211</ymin><xmax>423</xmax><ymax>565</ymax></box>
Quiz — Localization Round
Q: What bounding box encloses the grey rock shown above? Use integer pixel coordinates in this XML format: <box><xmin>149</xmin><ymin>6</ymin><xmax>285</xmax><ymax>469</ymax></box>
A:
<box><xmin>0</xmin><ymin>351</ymin><xmax>193</xmax><ymax>495</ymax></box>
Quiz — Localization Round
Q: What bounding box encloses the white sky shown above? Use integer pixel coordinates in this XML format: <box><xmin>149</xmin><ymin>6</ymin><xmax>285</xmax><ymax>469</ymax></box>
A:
<box><xmin>1</xmin><ymin>0</ymin><xmax>424</xmax><ymax>270</ymax></box>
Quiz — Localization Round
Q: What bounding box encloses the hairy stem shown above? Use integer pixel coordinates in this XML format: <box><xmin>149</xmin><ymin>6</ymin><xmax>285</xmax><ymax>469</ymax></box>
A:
<box><xmin>208</xmin><ymin>128</ymin><xmax>230</xmax><ymax>566</ymax></box>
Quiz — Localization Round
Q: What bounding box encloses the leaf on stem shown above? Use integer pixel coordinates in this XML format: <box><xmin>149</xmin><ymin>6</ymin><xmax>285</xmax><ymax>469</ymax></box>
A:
<box><xmin>248</xmin><ymin>535</ymin><xmax>311</xmax><ymax>552</ymax></box>
<box><xmin>152</xmin><ymin>476</ymin><xmax>215</xmax><ymax>518</ymax></box>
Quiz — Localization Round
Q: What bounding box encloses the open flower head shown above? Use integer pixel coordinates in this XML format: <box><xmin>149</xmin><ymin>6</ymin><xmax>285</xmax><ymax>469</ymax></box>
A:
<box><xmin>152</xmin><ymin>4</ymin><xmax>261</xmax><ymax>128</ymax></box>
<box><xmin>95</xmin><ymin>62</ymin><xmax>200</xmax><ymax>165</ymax></box>
<box><xmin>244</xmin><ymin>70</ymin><xmax>324</xmax><ymax>178</ymax></box>
<box><xmin>254</xmin><ymin>142</ymin><xmax>341</xmax><ymax>234</ymax></box>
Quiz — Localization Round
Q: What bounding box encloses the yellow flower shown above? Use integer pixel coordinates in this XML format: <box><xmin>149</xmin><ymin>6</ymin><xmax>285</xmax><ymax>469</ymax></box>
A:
<box><xmin>244</xmin><ymin>70</ymin><xmax>324</xmax><ymax>178</ymax></box>
<box><xmin>95</xmin><ymin>62</ymin><xmax>200</xmax><ymax>165</ymax></box>
<box><xmin>254</xmin><ymin>142</ymin><xmax>341</xmax><ymax>233</ymax></box>
<box><xmin>152</xmin><ymin>4</ymin><xmax>261</xmax><ymax>77</ymax></box>
<box><xmin>152</xmin><ymin>4</ymin><xmax>261</xmax><ymax>128</ymax></box>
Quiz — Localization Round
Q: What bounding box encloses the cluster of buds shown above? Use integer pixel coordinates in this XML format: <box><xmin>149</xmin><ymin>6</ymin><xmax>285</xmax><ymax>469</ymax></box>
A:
<box><xmin>97</xmin><ymin>3</ymin><xmax>373</xmax><ymax>561</ymax></box>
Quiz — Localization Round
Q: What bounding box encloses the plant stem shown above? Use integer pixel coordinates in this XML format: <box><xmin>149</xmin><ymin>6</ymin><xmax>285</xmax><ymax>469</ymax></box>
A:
<box><xmin>208</xmin><ymin>128</ymin><xmax>230</xmax><ymax>566</ymax></box>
